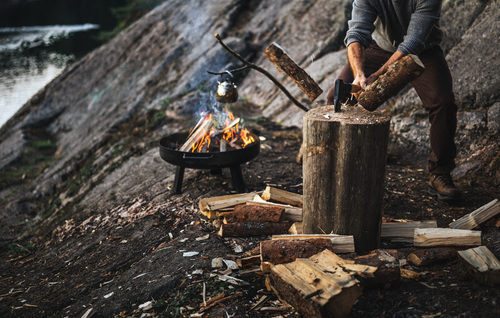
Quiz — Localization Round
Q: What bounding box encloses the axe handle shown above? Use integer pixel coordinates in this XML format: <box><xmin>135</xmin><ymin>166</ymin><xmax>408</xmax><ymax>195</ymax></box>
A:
<box><xmin>351</xmin><ymin>84</ymin><xmax>362</xmax><ymax>94</ymax></box>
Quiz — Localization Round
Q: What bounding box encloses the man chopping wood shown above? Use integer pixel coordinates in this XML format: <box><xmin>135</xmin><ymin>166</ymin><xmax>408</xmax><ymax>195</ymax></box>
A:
<box><xmin>327</xmin><ymin>0</ymin><xmax>461</xmax><ymax>201</ymax></box>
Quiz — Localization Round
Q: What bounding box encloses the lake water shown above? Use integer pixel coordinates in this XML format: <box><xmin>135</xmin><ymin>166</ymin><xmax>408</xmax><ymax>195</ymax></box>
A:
<box><xmin>0</xmin><ymin>0</ymin><xmax>125</xmax><ymax>128</ymax></box>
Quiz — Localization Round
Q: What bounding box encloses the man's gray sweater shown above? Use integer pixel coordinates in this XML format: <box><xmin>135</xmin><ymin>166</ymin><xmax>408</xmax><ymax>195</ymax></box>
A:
<box><xmin>345</xmin><ymin>0</ymin><xmax>443</xmax><ymax>55</ymax></box>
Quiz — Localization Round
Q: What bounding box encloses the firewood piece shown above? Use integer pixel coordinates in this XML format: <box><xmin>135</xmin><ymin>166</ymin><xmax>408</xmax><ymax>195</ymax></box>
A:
<box><xmin>400</xmin><ymin>268</ymin><xmax>421</xmax><ymax>280</ymax></box>
<box><xmin>271</xmin><ymin>234</ymin><xmax>355</xmax><ymax>254</ymax></box>
<box><xmin>381</xmin><ymin>220</ymin><xmax>437</xmax><ymax>243</ymax></box>
<box><xmin>224</xmin><ymin>205</ymin><xmax>285</xmax><ymax>224</ymax></box>
<box><xmin>199</xmin><ymin>192</ymin><xmax>257</xmax><ymax>216</ymax></box>
<box><xmin>268</xmin><ymin>250</ymin><xmax>363</xmax><ymax>318</ymax></box>
<box><xmin>264</xmin><ymin>43</ymin><xmax>323</xmax><ymax>102</ymax></box>
<box><xmin>357</xmin><ymin>54</ymin><xmax>425</xmax><ymax>111</ymax></box>
<box><xmin>353</xmin><ymin>249</ymin><xmax>401</xmax><ymax>288</ymax></box>
<box><xmin>414</xmin><ymin>228</ymin><xmax>482</xmax><ymax>247</ymax></box>
<box><xmin>237</xmin><ymin>255</ymin><xmax>261</xmax><ymax>268</ymax></box>
<box><xmin>179</xmin><ymin>118</ymin><xmax>213</xmax><ymax>152</ymax></box>
<box><xmin>218</xmin><ymin>222</ymin><xmax>291</xmax><ymax>237</ymax></box>
<box><xmin>261</xmin><ymin>239</ymin><xmax>336</xmax><ymax>265</ymax></box>
<box><xmin>289</xmin><ymin>222</ymin><xmax>303</xmax><ymax>234</ymax></box>
<box><xmin>246</xmin><ymin>200</ymin><xmax>302</xmax><ymax>222</ymax></box>
<box><xmin>407</xmin><ymin>247</ymin><xmax>458</xmax><ymax>266</ymax></box>
<box><xmin>262</xmin><ymin>186</ymin><xmax>303</xmax><ymax>208</ymax></box>
<box><xmin>309</xmin><ymin>249</ymin><xmax>377</xmax><ymax>279</ymax></box>
<box><xmin>449</xmin><ymin>199</ymin><xmax>500</xmax><ymax>230</ymax></box>
<box><xmin>458</xmin><ymin>246</ymin><xmax>500</xmax><ymax>286</ymax></box>
<box><xmin>303</xmin><ymin>107</ymin><xmax>391</xmax><ymax>253</ymax></box>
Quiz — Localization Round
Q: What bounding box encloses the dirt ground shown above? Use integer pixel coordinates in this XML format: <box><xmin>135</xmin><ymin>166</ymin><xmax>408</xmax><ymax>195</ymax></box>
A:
<box><xmin>0</xmin><ymin>118</ymin><xmax>499</xmax><ymax>318</ymax></box>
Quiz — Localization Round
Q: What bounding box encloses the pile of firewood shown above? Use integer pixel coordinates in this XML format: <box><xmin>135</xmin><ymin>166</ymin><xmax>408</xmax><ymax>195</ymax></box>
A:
<box><xmin>198</xmin><ymin>191</ymin><xmax>500</xmax><ymax>318</ymax></box>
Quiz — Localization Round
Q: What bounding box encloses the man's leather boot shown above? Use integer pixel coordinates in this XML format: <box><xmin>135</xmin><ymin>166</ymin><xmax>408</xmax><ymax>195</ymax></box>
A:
<box><xmin>429</xmin><ymin>174</ymin><xmax>462</xmax><ymax>201</ymax></box>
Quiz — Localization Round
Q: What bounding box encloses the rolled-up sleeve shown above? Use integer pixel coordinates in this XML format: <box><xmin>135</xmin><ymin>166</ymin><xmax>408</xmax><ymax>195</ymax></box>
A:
<box><xmin>345</xmin><ymin>0</ymin><xmax>378</xmax><ymax>48</ymax></box>
<box><xmin>398</xmin><ymin>0</ymin><xmax>442</xmax><ymax>55</ymax></box>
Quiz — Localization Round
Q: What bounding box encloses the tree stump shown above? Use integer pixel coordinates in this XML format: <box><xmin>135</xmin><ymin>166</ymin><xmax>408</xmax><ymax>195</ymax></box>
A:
<box><xmin>302</xmin><ymin>106</ymin><xmax>391</xmax><ymax>253</ymax></box>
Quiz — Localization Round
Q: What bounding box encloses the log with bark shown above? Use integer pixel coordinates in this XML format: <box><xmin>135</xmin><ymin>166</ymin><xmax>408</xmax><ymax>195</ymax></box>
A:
<box><xmin>261</xmin><ymin>239</ymin><xmax>336</xmax><ymax>265</ymax></box>
<box><xmin>223</xmin><ymin>205</ymin><xmax>285</xmax><ymax>224</ymax></box>
<box><xmin>458</xmin><ymin>246</ymin><xmax>500</xmax><ymax>286</ymax></box>
<box><xmin>449</xmin><ymin>199</ymin><xmax>500</xmax><ymax>230</ymax></box>
<box><xmin>262</xmin><ymin>186</ymin><xmax>303</xmax><ymax>208</ymax></box>
<box><xmin>407</xmin><ymin>247</ymin><xmax>458</xmax><ymax>266</ymax></box>
<box><xmin>357</xmin><ymin>54</ymin><xmax>425</xmax><ymax>111</ymax></box>
<box><xmin>413</xmin><ymin>228</ymin><xmax>482</xmax><ymax>247</ymax></box>
<box><xmin>302</xmin><ymin>106</ymin><xmax>391</xmax><ymax>253</ymax></box>
<box><xmin>246</xmin><ymin>200</ymin><xmax>302</xmax><ymax>222</ymax></box>
<box><xmin>381</xmin><ymin>220</ymin><xmax>437</xmax><ymax>243</ymax></box>
<box><xmin>199</xmin><ymin>192</ymin><xmax>257</xmax><ymax>219</ymax></box>
<box><xmin>271</xmin><ymin>234</ymin><xmax>355</xmax><ymax>254</ymax></box>
<box><xmin>264</xmin><ymin>43</ymin><xmax>323</xmax><ymax>102</ymax></box>
<box><xmin>353</xmin><ymin>249</ymin><xmax>401</xmax><ymax>288</ymax></box>
<box><xmin>218</xmin><ymin>222</ymin><xmax>291</xmax><ymax>237</ymax></box>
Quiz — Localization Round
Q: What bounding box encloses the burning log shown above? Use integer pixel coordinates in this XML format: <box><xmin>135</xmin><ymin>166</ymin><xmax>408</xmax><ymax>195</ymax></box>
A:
<box><xmin>262</xmin><ymin>186</ymin><xmax>303</xmax><ymax>208</ymax></box>
<box><xmin>458</xmin><ymin>246</ymin><xmax>500</xmax><ymax>286</ymax></box>
<box><xmin>223</xmin><ymin>205</ymin><xmax>285</xmax><ymax>224</ymax></box>
<box><xmin>264</xmin><ymin>43</ymin><xmax>323</xmax><ymax>102</ymax></box>
<box><xmin>271</xmin><ymin>234</ymin><xmax>355</xmax><ymax>254</ymax></box>
<box><xmin>413</xmin><ymin>228</ymin><xmax>482</xmax><ymax>247</ymax></box>
<box><xmin>180</xmin><ymin>118</ymin><xmax>213</xmax><ymax>152</ymax></box>
<box><xmin>218</xmin><ymin>222</ymin><xmax>292</xmax><ymax>237</ymax></box>
<box><xmin>407</xmin><ymin>247</ymin><xmax>458</xmax><ymax>266</ymax></box>
<box><xmin>381</xmin><ymin>220</ymin><xmax>437</xmax><ymax>243</ymax></box>
<box><xmin>449</xmin><ymin>199</ymin><xmax>500</xmax><ymax>230</ymax></box>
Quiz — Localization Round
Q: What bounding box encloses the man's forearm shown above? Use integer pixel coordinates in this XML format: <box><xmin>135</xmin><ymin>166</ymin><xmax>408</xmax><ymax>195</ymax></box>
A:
<box><xmin>369</xmin><ymin>50</ymin><xmax>405</xmax><ymax>83</ymax></box>
<box><xmin>347</xmin><ymin>42</ymin><xmax>367</xmax><ymax>88</ymax></box>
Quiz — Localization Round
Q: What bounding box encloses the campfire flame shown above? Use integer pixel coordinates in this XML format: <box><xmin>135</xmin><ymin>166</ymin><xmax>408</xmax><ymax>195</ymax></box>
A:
<box><xmin>185</xmin><ymin>109</ymin><xmax>255</xmax><ymax>153</ymax></box>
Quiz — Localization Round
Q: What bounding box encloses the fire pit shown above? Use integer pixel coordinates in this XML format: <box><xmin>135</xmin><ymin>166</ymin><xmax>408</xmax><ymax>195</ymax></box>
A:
<box><xmin>159</xmin><ymin>110</ymin><xmax>260</xmax><ymax>194</ymax></box>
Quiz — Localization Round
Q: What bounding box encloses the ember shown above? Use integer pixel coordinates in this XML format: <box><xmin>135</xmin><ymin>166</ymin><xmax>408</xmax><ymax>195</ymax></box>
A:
<box><xmin>180</xmin><ymin>109</ymin><xmax>256</xmax><ymax>153</ymax></box>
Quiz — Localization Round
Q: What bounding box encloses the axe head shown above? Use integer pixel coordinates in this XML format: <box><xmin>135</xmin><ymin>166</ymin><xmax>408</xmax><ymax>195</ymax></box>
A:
<box><xmin>333</xmin><ymin>79</ymin><xmax>360</xmax><ymax>112</ymax></box>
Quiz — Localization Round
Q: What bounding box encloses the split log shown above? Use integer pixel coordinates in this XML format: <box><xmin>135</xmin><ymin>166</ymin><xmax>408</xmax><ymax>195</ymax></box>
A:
<box><xmin>381</xmin><ymin>220</ymin><xmax>437</xmax><ymax>243</ymax></box>
<box><xmin>261</xmin><ymin>239</ymin><xmax>336</xmax><ymax>265</ymax></box>
<box><xmin>271</xmin><ymin>234</ymin><xmax>355</xmax><ymax>254</ymax></box>
<box><xmin>264</xmin><ymin>42</ymin><xmax>323</xmax><ymax>102</ymax></box>
<box><xmin>269</xmin><ymin>255</ymin><xmax>362</xmax><ymax>318</ymax></box>
<box><xmin>289</xmin><ymin>222</ymin><xmax>303</xmax><ymax>234</ymax></box>
<box><xmin>449</xmin><ymin>199</ymin><xmax>500</xmax><ymax>230</ymax></box>
<box><xmin>218</xmin><ymin>222</ymin><xmax>291</xmax><ymax>237</ymax></box>
<box><xmin>224</xmin><ymin>205</ymin><xmax>285</xmax><ymax>224</ymax></box>
<box><xmin>303</xmin><ymin>106</ymin><xmax>391</xmax><ymax>253</ymax></box>
<box><xmin>458</xmin><ymin>246</ymin><xmax>500</xmax><ymax>286</ymax></box>
<box><xmin>199</xmin><ymin>192</ymin><xmax>257</xmax><ymax>217</ymax></box>
<box><xmin>246</xmin><ymin>200</ymin><xmax>302</xmax><ymax>222</ymax></box>
<box><xmin>353</xmin><ymin>249</ymin><xmax>401</xmax><ymax>288</ymax></box>
<box><xmin>357</xmin><ymin>54</ymin><xmax>425</xmax><ymax>111</ymax></box>
<box><xmin>180</xmin><ymin>118</ymin><xmax>213</xmax><ymax>152</ymax></box>
<box><xmin>237</xmin><ymin>255</ymin><xmax>261</xmax><ymax>268</ymax></box>
<box><xmin>414</xmin><ymin>228</ymin><xmax>482</xmax><ymax>247</ymax></box>
<box><xmin>407</xmin><ymin>247</ymin><xmax>458</xmax><ymax>266</ymax></box>
<box><xmin>262</xmin><ymin>186</ymin><xmax>303</xmax><ymax>208</ymax></box>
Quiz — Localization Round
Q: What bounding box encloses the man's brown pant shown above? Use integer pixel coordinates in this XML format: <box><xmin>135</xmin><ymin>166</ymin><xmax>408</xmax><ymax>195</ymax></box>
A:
<box><xmin>327</xmin><ymin>42</ymin><xmax>457</xmax><ymax>175</ymax></box>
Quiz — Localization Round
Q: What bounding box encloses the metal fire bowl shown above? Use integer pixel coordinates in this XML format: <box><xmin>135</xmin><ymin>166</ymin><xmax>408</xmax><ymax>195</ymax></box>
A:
<box><xmin>159</xmin><ymin>132</ymin><xmax>260</xmax><ymax>169</ymax></box>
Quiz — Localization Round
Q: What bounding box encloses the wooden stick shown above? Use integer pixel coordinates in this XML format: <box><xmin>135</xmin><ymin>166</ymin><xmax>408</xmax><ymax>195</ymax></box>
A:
<box><xmin>381</xmin><ymin>220</ymin><xmax>437</xmax><ymax>243</ymax></box>
<box><xmin>271</xmin><ymin>234</ymin><xmax>355</xmax><ymax>253</ymax></box>
<box><xmin>264</xmin><ymin>43</ymin><xmax>323</xmax><ymax>102</ymax></box>
<box><xmin>262</xmin><ymin>186</ymin><xmax>303</xmax><ymax>207</ymax></box>
<box><xmin>214</xmin><ymin>34</ymin><xmax>309</xmax><ymax>112</ymax></box>
<box><xmin>407</xmin><ymin>247</ymin><xmax>458</xmax><ymax>266</ymax></box>
<box><xmin>449</xmin><ymin>199</ymin><xmax>500</xmax><ymax>230</ymax></box>
<box><xmin>179</xmin><ymin>119</ymin><xmax>212</xmax><ymax>152</ymax></box>
<box><xmin>413</xmin><ymin>228</ymin><xmax>482</xmax><ymax>247</ymax></box>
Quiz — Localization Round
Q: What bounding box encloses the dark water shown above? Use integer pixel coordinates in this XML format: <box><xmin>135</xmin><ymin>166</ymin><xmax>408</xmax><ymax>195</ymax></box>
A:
<box><xmin>0</xmin><ymin>0</ymin><xmax>126</xmax><ymax>127</ymax></box>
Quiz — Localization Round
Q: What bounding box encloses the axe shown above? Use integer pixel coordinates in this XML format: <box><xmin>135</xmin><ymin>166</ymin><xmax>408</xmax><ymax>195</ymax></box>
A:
<box><xmin>333</xmin><ymin>79</ymin><xmax>362</xmax><ymax>112</ymax></box>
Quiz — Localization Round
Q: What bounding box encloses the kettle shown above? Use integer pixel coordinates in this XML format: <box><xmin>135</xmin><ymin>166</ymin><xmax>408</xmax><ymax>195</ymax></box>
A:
<box><xmin>216</xmin><ymin>72</ymin><xmax>238</xmax><ymax>103</ymax></box>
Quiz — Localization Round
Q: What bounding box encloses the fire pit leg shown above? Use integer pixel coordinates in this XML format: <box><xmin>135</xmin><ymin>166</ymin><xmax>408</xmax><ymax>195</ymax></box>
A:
<box><xmin>229</xmin><ymin>165</ymin><xmax>246</xmax><ymax>193</ymax></box>
<box><xmin>173</xmin><ymin>166</ymin><xmax>185</xmax><ymax>194</ymax></box>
